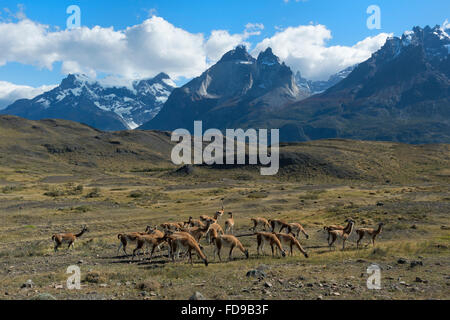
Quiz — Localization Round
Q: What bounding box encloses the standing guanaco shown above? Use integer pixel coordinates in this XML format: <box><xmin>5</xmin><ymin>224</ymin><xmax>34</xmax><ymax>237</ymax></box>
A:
<box><xmin>224</xmin><ymin>212</ymin><xmax>235</xmax><ymax>234</ymax></box>
<box><xmin>323</xmin><ymin>219</ymin><xmax>351</xmax><ymax>244</ymax></box>
<box><xmin>52</xmin><ymin>225</ymin><xmax>89</xmax><ymax>252</ymax></box>
<box><xmin>328</xmin><ymin>219</ymin><xmax>355</xmax><ymax>251</ymax></box>
<box><xmin>209</xmin><ymin>228</ymin><xmax>249</xmax><ymax>261</ymax></box>
<box><xmin>356</xmin><ymin>222</ymin><xmax>384</xmax><ymax>249</ymax></box>
<box><xmin>206</xmin><ymin>222</ymin><xmax>225</xmax><ymax>243</ymax></box>
<box><xmin>256</xmin><ymin>232</ymin><xmax>286</xmax><ymax>257</ymax></box>
<box><xmin>132</xmin><ymin>233</ymin><xmax>166</xmax><ymax>260</ymax></box>
<box><xmin>250</xmin><ymin>217</ymin><xmax>271</xmax><ymax>232</ymax></box>
<box><xmin>160</xmin><ymin>222</ymin><xmax>183</xmax><ymax>231</ymax></box>
<box><xmin>275</xmin><ymin>233</ymin><xmax>309</xmax><ymax>258</ymax></box>
<box><xmin>200</xmin><ymin>211</ymin><xmax>222</xmax><ymax>224</ymax></box>
<box><xmin>117</xmin><ymin>231</ymin><xmax>149</xmax><ymax>256</ymax></box>
<box><xmin>187</xmin><ymin>216</ymin><xmax>206</xmax><ymax>228</ymax></box>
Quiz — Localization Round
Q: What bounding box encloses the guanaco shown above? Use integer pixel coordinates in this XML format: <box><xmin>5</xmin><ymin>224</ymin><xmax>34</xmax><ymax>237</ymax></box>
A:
<box><xmin>286</xmin><ymin>223</ymin><xmax>309</xmax><ymax>239</ymax></box>
<box><xmin>224</xmin><ymin>212</ymin><xmax>235</xmax><ymax>234</ymax></box>
<box><xmin>323</xmin><ymin>219</ymin><xmax>351</xmax><ymax>244</ymax></box>
<box><xmin>209</xmin><ymin>228</ymin><xmax>249</xmax><ymax>261</ymax></box>
<box><xmin>160</xmin><ymin>222</ymin><xmax>183</xmax><ymax>231</ymax></box>
<box><xmin>205</xmin><ymin>222</ymin><xmax>225</xmax><ymax>243</ymax></box>
<box><xmin>164</xmin><ymin>231</ymin><xmax>208</xmax><ymax>266</ymax></box>
<box><xmin>117</xmin><ymin>231</ymin><xmax>148</xmax><ymax>256</ymax></box>
<box><xmin>132</xmin><ymin>233</ymin><xmax>166</xmax><ymax>260</ymax></box>
<box><xmin>180</xmin><ymin>224</ymin><xmax>210</xmax><ymax>243</ymax></box>
<box><xmin>200</xmin><ymin>211</ymin><xmax>222</xmax><ymax>224</ymax></box>
<box><xmin>256</xmin><ymin>232</ymin><xmax>286</xmax><ymax>257</ymax></box>
<box><xmin>328</xmin><ymin>219</ymin><xmax>355</xmax><ymax>251</ymax></box>
<box><xmin>250</xmin><ymin>217</ymin><xmax>271</xmax><ymax>232</ymax></box>
<box><xmin>186</xmin><ymin>216</ymin><xmax>205</xmax><ymax>228</ymax></box>
<box><xmin>52</xmin><ymin>225</ymin><xmax>89</xmax><ymax>252</ymax></box>
<box><xmin>268</xmin><ymin>219</ymin><xmax>291</xmax><ymax>233</ymax></box>
<box><xmin>275</xmin><ymin>233</ymin><xmax>309</xmax><ymax>257</ymax></box>
<box><xmin>356</xmin><ymin>222</ymin><xmax>384</xmax><ymax>249</ymax></box>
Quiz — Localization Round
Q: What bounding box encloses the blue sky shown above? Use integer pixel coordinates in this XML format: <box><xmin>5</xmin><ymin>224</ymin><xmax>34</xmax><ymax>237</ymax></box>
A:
<box><xmin>0</xmin><ymin>0</ymin><xmax>448</xmax><ymax>105</ymax></box>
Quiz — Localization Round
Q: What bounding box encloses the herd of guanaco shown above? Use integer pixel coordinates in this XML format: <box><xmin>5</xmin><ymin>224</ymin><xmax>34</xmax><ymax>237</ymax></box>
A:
<box><xmin>51</xmin><ymin>204</ymin><xmax>385</xmax><ymax>265</ymax></box>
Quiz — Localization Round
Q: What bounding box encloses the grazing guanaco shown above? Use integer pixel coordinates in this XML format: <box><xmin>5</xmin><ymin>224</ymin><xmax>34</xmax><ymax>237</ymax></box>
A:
<box><xmin>275</xmin><ymin>233</ymin><xmax>309</xmax><ymax>258</ymax></box>
<box><xmin>328</xmin><ymin>219</ymin><xmax>355</xmax><ymax>251</ymax></box>
<box><xmin>52</xmin><ymin>225</ymin><xmax>89</xmax><ymax>252</ymax></box>
<box><xmin>256</xmin><ymin>232</ymin><xmax>286</xmax><ymax>257</ymax></box>
<box><xmin>164</xmin><ymin>231</ymin><xmax>208</xmax><ymax>266</ymax></box>
<box><xmin>132</xmin><ymin>233</ymin><xmax>166</xmax><ymax>260</ymax></box>
<box><xmin>209</xmin><ymin>228</ymin><xmax>249</xmax><ymax>261</ymax></box>
<box><xmin>250</xmin><ymin>217</ymin><xmax>271</xmax><ymax>232</ymax></box>
<box><xmin>286</xmin><ymin>223</ymin><xmax>309</xmax><ymax>239</ymax></box>
<box><xmin>356</xmin><ymin>222</ymin><xmax>384</xmax><ymax>249</ymax></box>
<box><xmin>268</xmin><ymin>219</ymin><xmax>291</xmax><ymax>233</ymax></box>
<box><xmin>224</xmin><ymin>212</ymin><xmax>235</xmax><ymax>234</ymax></box>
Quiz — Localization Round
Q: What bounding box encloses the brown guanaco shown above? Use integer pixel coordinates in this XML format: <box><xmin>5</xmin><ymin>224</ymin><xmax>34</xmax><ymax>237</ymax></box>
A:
<box><xmin>52</xmin><ymin>225</ymin><xmax>89</xmax><ymax>252</ymax></box>
<box><xmin>186</xmin><ymin>216</ymin><xmax>206</xmax><ymax>228</ymax></box>
<box><xmin>160</xmin><ymin>222</ymin><xmax>183</xmax><ymax>231</ymax></box>
<box><xmin>164</xmin><ymin>231</ymin><xmax>208</xmax><ymax>266</ymax></box>
<box><xmin>323</xmin><ymin>219</ymin><xmax>351</xmax><ymax>244</ymax></box>
<box><xmin>356</xmin><ymin>222</ymin><xmax>384</xmax><ymax>249</ymax></box>
<box><xmin>117</xmin><ymin>231</ymin><xmax>149</xmax><ymax>256</ymax></box>
<box><xmin>205</xmin><ymin>222</ymin><xmax>225</xmax><ymax>243</ymax></box>
<box><xmin>275</xmin><ymin>233</ymin><xmax>309</xmax><ymax>258</ymax></box>
<box><xmin>224</xmin><ymin>212</ymin><xmax>235</xmax><ymax>234</ymax></box>
<box><xmin>328</xmin><ymin>219</ymin><xmax>355</xmax><ymax>251</ymax></box>
<box><xmin>256</xmin><ymin>232</ymin><xmax>286</xmax><ymax>257</ymax></box>
<box><xmin>250</xmin><ymin>217</ymin><xmax>271</xmax><ymax>232</ymax></box>
<box><xmin>132</xmin><ymin>233</ymin><xmax>166</xmax><ymax>260</ymax></box>
<box><xmin>209</xmin><ymin>228</ymin><xmax>249</xmax><ymax>261</ymax></box>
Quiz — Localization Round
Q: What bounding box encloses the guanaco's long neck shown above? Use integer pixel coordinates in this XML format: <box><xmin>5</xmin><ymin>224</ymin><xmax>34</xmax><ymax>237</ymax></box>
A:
<box><xmin>376</xmin><ymin>224</ymin><xmax>383</xmax><ymax>234</ymax></box>
<box><xmin>75</xmin><ymin>228</ymin><xmax>86</xmax><ymax>238</ymax></box>
<box><xmin>344</xmin><ymin>222</ymin><xmax>354</xmax><ymax>235</ymax></box>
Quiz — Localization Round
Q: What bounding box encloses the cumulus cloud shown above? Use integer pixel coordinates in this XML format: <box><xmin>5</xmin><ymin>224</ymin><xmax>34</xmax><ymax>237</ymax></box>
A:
<box><xmin>252</xmin><ymin>24</ymin><xmax>391</xmax><ymax>80</ymax></box>
<box><xmin>0</xmin><ymin>16</ymin><xmax>263</xmax><ymax>80</ymax></box>
<box><xmin>0</xmin><ymin>81</ymin><xmax>56</xmax><ymax>109</ymax></box>
<box><xmin>0</xmin><ymin>14</ymin><xmax>390</xmax><ymax>83</ymax></box>
<box><xmin>204</xmin><ymin>23</ymin><xmax>264</xmax><ymax>62</ymax></box>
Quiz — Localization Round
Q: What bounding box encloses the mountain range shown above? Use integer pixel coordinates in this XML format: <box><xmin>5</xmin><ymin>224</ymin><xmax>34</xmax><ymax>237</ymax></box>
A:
<box><xmin>141</xmin><ymin>25</ymin><xmax>450</xmax><ymax>144</ymax></box>
<box><xmin>1</xmin><ymin>25</ymin><xmax>449</xmax><ymax>144</ymax></box>
<box><xmin>268</xmin><ymin>25</ymin><xmax>450</xmax><ymax>143</ymax></box>
<box><xmin>1</xmin><ymin>73</ymin><xmax>175</xmax><ymax>131</ymax></box>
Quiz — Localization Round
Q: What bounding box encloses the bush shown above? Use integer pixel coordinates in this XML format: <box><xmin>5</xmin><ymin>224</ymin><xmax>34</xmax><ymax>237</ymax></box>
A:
<box><xmin>86</xmin><ymin>188</ymin><xmax>101</xmax><ymax>198</ymax></box>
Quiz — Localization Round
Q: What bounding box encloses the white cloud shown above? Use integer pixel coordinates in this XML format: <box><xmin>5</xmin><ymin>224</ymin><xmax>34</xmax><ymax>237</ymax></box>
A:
<box><xmin>0</xmin><ymin>81</ymin><xmax>56</xmax><ymax>109</ymax></box>
<box><xmin>0</xmin><ymin>16</ymin><xmax>262</xmax><ymax>81</ymax></box>
<box><xmin>252</xmin><ymin>24</ymin><xmax>391</xmax><ymax>80</ymax></box>
<box><xmin>204</xmin><ymin>23</ymin><xmax>264</xmax><ymax>62</ymax></box>
<box><xmin>0</xmin><ymin>14</ymin><xmax>390</xmax><ymax>83</ymax></box>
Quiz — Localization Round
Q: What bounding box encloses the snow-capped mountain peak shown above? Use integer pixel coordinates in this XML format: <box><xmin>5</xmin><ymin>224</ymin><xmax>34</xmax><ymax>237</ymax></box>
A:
<box><xmin>2</xmin><ymin>73</ymin><xmax>176</xmax><ymax>131</ymax></box>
